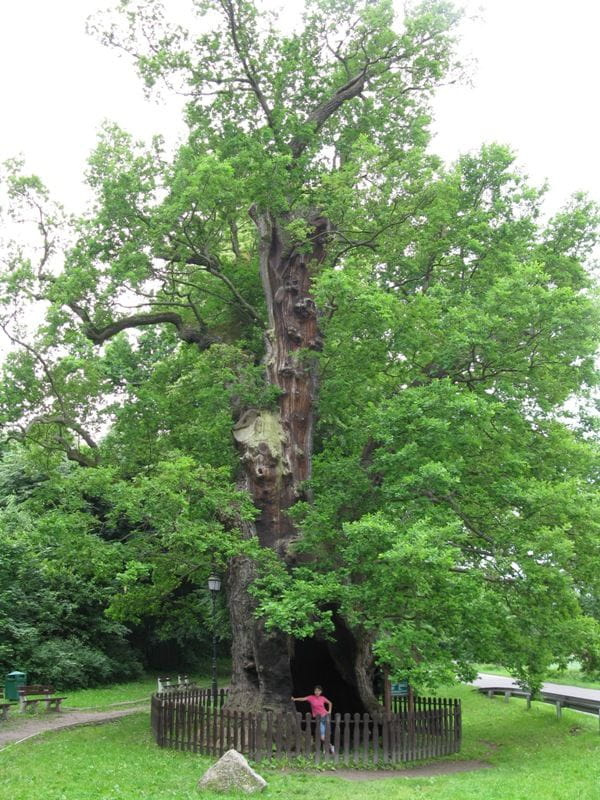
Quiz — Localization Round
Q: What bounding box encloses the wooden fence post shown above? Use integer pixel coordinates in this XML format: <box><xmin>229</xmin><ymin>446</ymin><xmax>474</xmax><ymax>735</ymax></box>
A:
<box><xmin>408</xmin><ymin>690</ymin><xmax>416</xmax><ymax>761</ymax></box>
<box><xmin>454</xmin><ymin>700</ymin><xmax>461</xmax><ymax>752</ymax></box>
<box><xmin>383</xmin><ymin>667</ymin><xmax>391</xmax><ymax>714</ymax></box>
<box><xmin>352</xmin><ymin>713</ymin><xmax>361</xmax><ymax>764</ymax></box>
<box><xmin>362</xmin><ymin>713</ymin><xmax>370</xmax><ymax>764</ymax></box>
<box><xmin>382</xmin><ymin>712</ymin><xmax>389</xmax><ymax>764</ymax></box>
<box><xmin>212</xmin><ymin>704</ymin><xmax>218</xmax><ymax>756</ymax></box>
<box><xmin>372</xmin><ymin>714</ymin><xmax>379</xmax><ymax>764</ymax></box>
<box><xmin>343</xmin><ymin>712</ymin><xmax>351</xmax><ymax>763</ymax></box>
<box><xmin>275</xmin><ymin>712</ymin><xmax>283</xmax><ymax>756</ymax></box>
<box><xmin>324</xmin><ymin>715</ymin><xmax>332</xmax><ymax>763</ymax></box>
<box><xmin>294</xmin><ymin>712</ymin><xmax>302</xmax><ymax>756</ymax></box>
<box><xmin>314</xmin><ymin>716</ymin><xmax>322</xmax><ymax>766</ymax></box>
<box><xmin>265</xmin><ymin>711</ymin><xmax>273</xmax><ymax>759</ymax></box>
<box><xmin>248</xmin><ymin>712</ymin><xmax>255</xmax><ymax>760</ymax></box>
<box><xmin>333</xmin><ymin>713</ymin><xmax>341</xmax><ymax>762</ymax></box>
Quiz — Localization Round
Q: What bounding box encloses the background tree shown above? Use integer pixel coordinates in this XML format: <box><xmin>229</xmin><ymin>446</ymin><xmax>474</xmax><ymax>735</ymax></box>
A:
<box><xmin>0</xmin><ymin>446</ymin><xmax>143</xmax><ymax>685</ymax></box>
<box><xmin>1</xmin><ymin>0</ymin><xmax>599</xmax><ymax>706</ymax></box>
<box><xmin>0</xmin><ymin>440</ymin><xmax>240</xmax><ymax>683</ymax></box>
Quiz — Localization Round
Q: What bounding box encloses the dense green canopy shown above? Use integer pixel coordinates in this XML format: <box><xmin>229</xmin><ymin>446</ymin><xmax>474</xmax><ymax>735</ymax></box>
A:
<box><xmin>0</xmin><ymin>0</ymin><xmax>599</xmax><ymax>692</ymax></box>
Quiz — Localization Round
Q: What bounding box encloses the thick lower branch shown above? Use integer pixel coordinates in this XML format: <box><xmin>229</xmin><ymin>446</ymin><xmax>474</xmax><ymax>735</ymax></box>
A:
<box><xmin>68</xmin><ymin>305</ymin><xmax>219</xmax><ymax>348</ymax></box>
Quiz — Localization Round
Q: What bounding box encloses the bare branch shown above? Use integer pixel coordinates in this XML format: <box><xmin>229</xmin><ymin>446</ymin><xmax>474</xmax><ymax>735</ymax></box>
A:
<box><xmin>206</xmin><ymin>266</ymin><xmax>265</xmax><ymax>327</ymax></box>
<box><xmin>229</xmin><ymin>219</ymin><xmax>242</xmax><ymax>260</ymax></box>
<box><xmin>68</xmin><ymin>304</ymin><xmax>219</xmax><ymax>348</ymax></box>
<box><xmin>291</xmin><ymin>68</ymin><xmax>369</xmax><ymax>158</ymax></box>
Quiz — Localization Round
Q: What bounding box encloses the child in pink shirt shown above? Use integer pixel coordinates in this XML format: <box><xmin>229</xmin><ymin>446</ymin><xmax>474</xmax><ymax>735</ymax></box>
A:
<box><xmin>291</xmin><ymin>685</ymin><xmax>334</xmax><ymax>751</ymax></box>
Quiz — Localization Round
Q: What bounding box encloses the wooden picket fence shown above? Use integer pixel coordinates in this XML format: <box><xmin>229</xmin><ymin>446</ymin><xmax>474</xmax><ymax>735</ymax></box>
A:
<box><xmin>150</xmin><ymin>688</ymin><xmax>461</xmax><ymax>764</ymax></box>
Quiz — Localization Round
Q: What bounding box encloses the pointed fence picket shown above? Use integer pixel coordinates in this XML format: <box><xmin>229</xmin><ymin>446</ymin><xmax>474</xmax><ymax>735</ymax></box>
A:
<box><xmin>150</xmin><ymin>688</ymin><xmax>461</xmax><ymax>764</ymax></box>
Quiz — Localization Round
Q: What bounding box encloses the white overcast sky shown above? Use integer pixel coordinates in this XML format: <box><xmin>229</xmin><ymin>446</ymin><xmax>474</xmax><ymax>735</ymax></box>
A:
<box><xmin>0</xmin><ymin>0</ymin><xmax>599</xmax><ymax>216</ymax></box>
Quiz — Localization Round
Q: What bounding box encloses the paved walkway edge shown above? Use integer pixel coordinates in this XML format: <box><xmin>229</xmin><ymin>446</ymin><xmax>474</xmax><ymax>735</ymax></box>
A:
<box><xmin>0</xmin><ymin>706</ymin><xmax>147</xmax><ymax>751</ymax></box>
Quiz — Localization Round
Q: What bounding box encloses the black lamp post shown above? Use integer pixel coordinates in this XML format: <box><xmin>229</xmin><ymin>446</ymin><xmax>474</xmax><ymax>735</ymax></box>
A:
<box><xmin>207</xmin><ymin>574</ymin><xmax>221</xmax><ymax>703</ymax></box>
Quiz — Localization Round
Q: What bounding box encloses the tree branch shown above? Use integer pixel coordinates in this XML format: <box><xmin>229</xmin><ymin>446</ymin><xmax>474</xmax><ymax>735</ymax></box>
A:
<box><xmin>219</xmin><ymin>0</ymin><xmax>276</xmax><ymax>131</ymax></box>
<box><xmin>290</xmin><ymin>68</ymin><xmax>369</xmax><ymax>158</ymax></box>
<box><xmin>68</xmin><ymin>305</ymin><xmax>219</xmax><ymax>348</ymax></box>
<box><xmin>157</xmin><ymin>251</ymin><xmax>265</xmax><ymax>327</ymax></box>
<box><xmin>0</xmin><ymin>320</ymin><xmax>67</xmax><ymax>414</ymax></box>
<box><xmin>25</xmin><ymin>414</ymin><xmax>100</xmax><ymax>467</ymax></box>
<box><xmin>289</xmin><ymin>25</ymin><xmax>452</xmax><ymax>160</ymax></box>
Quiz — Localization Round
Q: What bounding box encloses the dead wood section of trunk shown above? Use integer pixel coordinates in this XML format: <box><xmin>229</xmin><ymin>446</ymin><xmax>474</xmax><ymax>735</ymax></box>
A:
<box><xmin>233</xmin><ymin>209</ymin><xmax>326</xmax><ymax>557</ymax></box>
<box><xmin>226</xmin><ymin>210</ymin><xmax>382</xmax><ymax>715</ymax></box>
<box><xmin>227</xmin><ymin>210</ymin><xmax>325</xmax><ymax>713</ymax></box>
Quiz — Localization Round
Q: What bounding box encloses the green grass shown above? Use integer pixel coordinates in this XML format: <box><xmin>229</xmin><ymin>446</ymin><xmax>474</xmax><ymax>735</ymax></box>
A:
<box><xmin>61</xmin><ymin>676</ymin><xmax>158</xmax><ymax>709</ymax></box>
<box><xmin>476</xmin><ymin>663</ymin><xmax>600</xmax><ymax>691</ymax></box>
<box><xmin>2</xmin><ymin>685</ymin><xmax>600</xmax><ymax>799</ymax></box>
<box><xmin>60</xmin><ymin>666</ymin><xmax>232</xmax><ymax>710</ymax></box>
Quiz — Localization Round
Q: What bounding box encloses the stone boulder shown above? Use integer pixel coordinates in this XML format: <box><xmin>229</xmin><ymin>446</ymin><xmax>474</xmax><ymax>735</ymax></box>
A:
<box><xmin>198</xmin><ymin>749</ymin><xmax>267</xmax><ymax>794</ymax></box>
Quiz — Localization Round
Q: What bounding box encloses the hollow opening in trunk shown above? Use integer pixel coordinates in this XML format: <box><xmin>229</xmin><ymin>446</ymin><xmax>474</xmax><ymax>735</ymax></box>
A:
<box><xmin>291</xmin><ymin>637</ymin><xmax>365</xmax><ymax>714</ymax></box>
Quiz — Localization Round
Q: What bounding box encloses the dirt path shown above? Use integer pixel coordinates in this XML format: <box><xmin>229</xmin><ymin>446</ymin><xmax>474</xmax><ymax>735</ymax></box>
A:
<box><xmin>0</xmin><ymin>705</ymin><xmax>147</xmax><ymax>749</ymax></box>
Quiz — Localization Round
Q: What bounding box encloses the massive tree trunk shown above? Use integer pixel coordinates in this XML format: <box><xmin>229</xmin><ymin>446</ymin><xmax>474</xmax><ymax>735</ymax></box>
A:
<box><xmin>227</xmin><ymin>210</ymin><xmax>380</xmax><ymax>714</ymax></box>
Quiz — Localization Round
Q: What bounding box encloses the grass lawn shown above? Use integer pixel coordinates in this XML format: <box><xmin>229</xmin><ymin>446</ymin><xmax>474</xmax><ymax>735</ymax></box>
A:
<box><xmin>475</xmin><ymin>664</ymin><xmax>600</xmax><ymax>691</ymax></box>
<box><xmin>61</xmin><ymin>675</ymin><xmax>159</xmax><ymax>709</ymax></box>
<box><xmin>1</xmin><ymin>684</ymin><xmax>600</xmax><ymax>799</ymax></box>
<box><xmin>58</xmin><ymin>666</ymin><xmax>232</xmax><ymax>710</ymax></box>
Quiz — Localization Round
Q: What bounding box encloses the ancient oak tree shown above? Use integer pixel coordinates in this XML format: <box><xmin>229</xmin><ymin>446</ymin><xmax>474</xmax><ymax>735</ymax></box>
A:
<box><xmin>2</xmin><ymin>0</ymin><xmax>599</xmax><ymax>707</ymax></box>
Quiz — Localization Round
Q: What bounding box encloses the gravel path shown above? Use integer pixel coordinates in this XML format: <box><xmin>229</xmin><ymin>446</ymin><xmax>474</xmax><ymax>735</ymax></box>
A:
<box><xmin>0</xmin><ymin>705</ymin><xmax>147</xmax><ymax>749</ymax></box>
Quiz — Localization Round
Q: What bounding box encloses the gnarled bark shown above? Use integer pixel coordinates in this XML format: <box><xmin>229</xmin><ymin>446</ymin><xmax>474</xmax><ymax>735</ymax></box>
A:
<box><xmin>226</xmin><ymin>554</ymin><xmax>293</xmax><ymax>713</ymax></box>
<box><xmin>227</xmin><ymin>211</ymin><xmax>380</xmax><ymax>714</ymax></box>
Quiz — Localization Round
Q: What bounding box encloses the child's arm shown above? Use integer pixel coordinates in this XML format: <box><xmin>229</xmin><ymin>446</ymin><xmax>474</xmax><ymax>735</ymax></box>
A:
<box><xmin>325</xmin><ymin>698</ymin><xmax>333</xmax><ymax>714</ymax></box>
<box><xmin>291</xmin><ymin>695</ymin><xmax>309</xmax><ymax>702</ymax></box>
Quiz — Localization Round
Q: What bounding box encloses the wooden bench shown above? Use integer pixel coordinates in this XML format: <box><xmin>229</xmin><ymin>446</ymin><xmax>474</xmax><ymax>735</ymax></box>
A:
<box><xmin>18</xmin><ymin>685</ymin><xmax>67</xmax><ymax>713</ymax></box>
<box><xmin>0</xmin><ymin>702</ymin><xmax>11</xmax><ymax>721</ymax></box>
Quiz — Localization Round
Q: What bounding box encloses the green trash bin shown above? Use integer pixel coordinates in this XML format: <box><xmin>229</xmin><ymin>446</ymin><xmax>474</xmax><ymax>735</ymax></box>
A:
<box><xmin>4</xmin><ymin>671</ymin><xmax>27</xmax><ymax>701</ymax></box>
